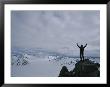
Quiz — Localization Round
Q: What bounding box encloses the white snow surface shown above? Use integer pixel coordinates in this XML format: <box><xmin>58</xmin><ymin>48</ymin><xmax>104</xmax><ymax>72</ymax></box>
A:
<box><xmin>11</xmin><ymin>49</ymin><xmax>100</xmax><ymax>77</ymax></box>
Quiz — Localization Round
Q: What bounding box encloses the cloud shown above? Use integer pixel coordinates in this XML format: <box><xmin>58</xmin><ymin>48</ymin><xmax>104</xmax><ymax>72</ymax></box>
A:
<box><xmin>11</xmin><ymin>10</ymin><xmax>100</xmax><ymax>56</ymax></box>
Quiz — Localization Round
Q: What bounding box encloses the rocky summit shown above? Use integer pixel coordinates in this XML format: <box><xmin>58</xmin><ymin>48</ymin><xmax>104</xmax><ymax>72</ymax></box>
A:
<box><xmin>59</xmin><ymin>59</ymin><xmax>100</xmax><ymax>77</ymax></box>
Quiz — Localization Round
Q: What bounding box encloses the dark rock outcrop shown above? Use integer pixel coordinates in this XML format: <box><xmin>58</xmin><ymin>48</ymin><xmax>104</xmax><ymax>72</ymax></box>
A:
<box><xmin>59</xmin><ymin>66</ymin><xmax>75</xmax><ymax>77</ymax></box>
<box><xmin>58</xmin><ymin>59</ymin><xmax>100</xmax><ymax>77</ymax></box>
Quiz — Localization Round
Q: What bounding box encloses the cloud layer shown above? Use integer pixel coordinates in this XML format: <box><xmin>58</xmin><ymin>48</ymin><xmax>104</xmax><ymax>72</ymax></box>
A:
<box><xmin>11</xmin><ymin>10</ymin><xmax>100</xmax><ymax>56</ymax></box>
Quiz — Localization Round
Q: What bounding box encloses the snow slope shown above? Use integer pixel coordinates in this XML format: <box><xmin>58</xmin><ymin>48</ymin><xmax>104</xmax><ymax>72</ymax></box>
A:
<box><xmin>11</xmin><ymin>48</ymin><xmax>100</xmax><ymax>77</ymax></box>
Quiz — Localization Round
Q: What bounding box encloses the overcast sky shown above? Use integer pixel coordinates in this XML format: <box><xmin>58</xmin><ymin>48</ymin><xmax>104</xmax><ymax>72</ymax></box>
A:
<box><xmin>11</xmin><ymin>10</ymin><xmax>100</xmax><ymax>56</ymax></box>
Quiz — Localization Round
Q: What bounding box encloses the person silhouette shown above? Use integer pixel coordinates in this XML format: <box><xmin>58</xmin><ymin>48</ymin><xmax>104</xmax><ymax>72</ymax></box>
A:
<box><xmin>77</xmin><ymin>43</ymin><xmax>87</xmax><ymax>61</ymax></box>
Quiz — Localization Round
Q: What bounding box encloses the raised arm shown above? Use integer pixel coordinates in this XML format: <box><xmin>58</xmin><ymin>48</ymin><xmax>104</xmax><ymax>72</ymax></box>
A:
<box><xmin>77</xmin><ymin>43</ymin><xmax>80</xmax><ymax>48</ymax></box>
<box><xmin>84</xmin><ymin>44</ymin><xmax>87</xmax><ymax>48</ymax></box>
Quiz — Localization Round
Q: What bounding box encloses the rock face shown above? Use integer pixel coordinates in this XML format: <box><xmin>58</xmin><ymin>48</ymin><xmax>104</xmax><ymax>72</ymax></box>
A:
<box><xmin>59</xmin><ymin>59</ymin><xmax>100</xmax><ymax>77</ymax></box>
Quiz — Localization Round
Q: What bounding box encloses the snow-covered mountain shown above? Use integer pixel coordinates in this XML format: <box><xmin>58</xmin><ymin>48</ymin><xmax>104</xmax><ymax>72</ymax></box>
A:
<box><xmin>11</xmin><ymin>47</ymin><xmax>100</xmax><ymax>77</ymax></box>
